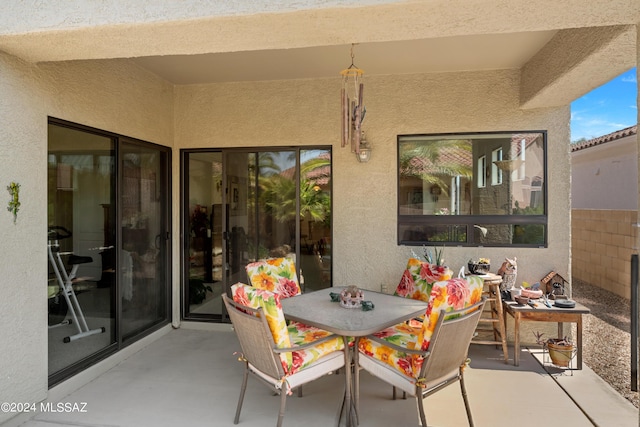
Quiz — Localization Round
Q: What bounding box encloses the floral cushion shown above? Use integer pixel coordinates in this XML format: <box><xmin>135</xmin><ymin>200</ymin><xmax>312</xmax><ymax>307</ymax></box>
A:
<box><xmin>394</xmin><ymin>258</ymin><xmax>453</xmax><ymax>302</ymax></box>
<box><xmin>359</xmin><ymin>275</ymin><xmax>483</xmax><ymax>378</ymax></box>
<box><xmin>287</xmin><ymin>321</ymin><xmax>345</xmax><ymax>374</ymax></box>
<box><xmin>231</xmin><ymin>283</ymin><xmax>343</xmax><ymax>375</ymax></box>
<box><xmin>245</xmin><ymin>257</ymin><xmax>301</xmax><ymax>298</ymax></box>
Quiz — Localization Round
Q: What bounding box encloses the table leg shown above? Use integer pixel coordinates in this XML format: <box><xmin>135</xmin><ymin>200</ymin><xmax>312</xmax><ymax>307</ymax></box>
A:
<box><xmin>558</xmin><ymin>322</ymin><xmax>564</xmax><ymax>340</ymax></box>
<box><xmin>344</xmin><ymin>336</ymin><xmax>351</xmax><ymax>427</ymax></box>
<box><xmin>577</xmin><ymin>316</ymin><xmax>583</xmax><ymax>370</ymax></box>
<box><xmin>514</xmin><ymin>313</ymin><xmax>520</xmax><ymax>366</ymax></box>
<box><xmin>338</xmin><ymin>336</ymin><xmax>360</xmax><ymax>427</ymax></box>
<box><xmin>353</xmin><ymin>338</ymin><xmax>360</xmax><ymax>422</ymax></box>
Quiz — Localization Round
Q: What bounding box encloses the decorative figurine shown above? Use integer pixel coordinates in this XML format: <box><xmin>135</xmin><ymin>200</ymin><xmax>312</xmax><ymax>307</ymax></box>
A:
<box><xmin>497</xmin><ymin>257</ymin><xmax>517</xmax><ymax>292</ymax></box>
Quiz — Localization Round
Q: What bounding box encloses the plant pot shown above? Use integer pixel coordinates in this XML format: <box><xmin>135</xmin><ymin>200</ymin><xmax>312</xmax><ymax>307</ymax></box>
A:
<box><xmin>547</xmin><ymin>340</ymin><xmax>574</xmax><ymax>367</ymax></box>
<box><xmin>468</xmin><ymin>262</ymin><xmax>490</xmax><ymax>275</ymax></box>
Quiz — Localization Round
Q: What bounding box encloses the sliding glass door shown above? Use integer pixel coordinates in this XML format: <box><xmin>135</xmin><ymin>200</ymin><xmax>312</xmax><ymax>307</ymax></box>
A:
<box><xmin>182</xmin><ymin>147</ymin><xmax>332</xmax><ymax>321</ymax></box>
<box><xmin>48</xmin><ymin>119</ymin><xmax>171</xmax><ymax>386</ymax></box>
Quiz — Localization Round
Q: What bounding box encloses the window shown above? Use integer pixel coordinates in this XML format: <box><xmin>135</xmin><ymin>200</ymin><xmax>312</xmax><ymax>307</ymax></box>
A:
<box><xmin>397</xmin><ymin>131</ymin><xmax>547</xmax><ymax>247</ymax></box>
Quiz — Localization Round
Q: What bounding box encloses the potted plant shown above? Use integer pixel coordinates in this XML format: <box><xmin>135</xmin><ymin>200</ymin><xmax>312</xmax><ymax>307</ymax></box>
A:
<box><xmin>189</xmin><ymin>278</ymin><xmax>213</xmax><ymax>305</ymax></box>
<box><xmin>412</xmin><ymin>245</ymin><xmax>452</xmax><ymax>279</ymax></box>
<box><xmin>468</xmin><ymin>257</ymin><xmax>491</xmax><ymax>274</ymax></box>
<box><xmin>534</xmin><ymin>332</ymin><xmax>574</xmax><ymax>367</ymax></box>
<box><xmin>414</xmin><ymin>245</ymin><xmax>445</xmax><ymax>267</ymax></box>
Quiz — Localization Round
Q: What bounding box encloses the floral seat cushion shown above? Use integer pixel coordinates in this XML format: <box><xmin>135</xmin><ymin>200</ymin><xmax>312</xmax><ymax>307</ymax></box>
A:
<box><xmin>359</xmin><ymin>275</ymin><xmax>483</xmax><ymax>378</ymax></box>
<box><xmin>231</xmin><ymin>283</ymin><xmax>343</xmax><ymax>375</ymax></box>
<box><xmin>394</xmin><ymin>258</ymin><xmax>453</xmax><ymax>302</ymax></box>
<box><xmin>245</xmin><ymin>257</ymin><xmax>301</xmax><ymax>298</ymax></box>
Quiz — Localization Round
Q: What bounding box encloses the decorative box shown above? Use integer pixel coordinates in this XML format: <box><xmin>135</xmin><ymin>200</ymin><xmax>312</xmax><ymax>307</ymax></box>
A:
<box><xmin>340</xmin><ymin>286</ymin><xmax>364</xmax><ymax>309</ymax></box>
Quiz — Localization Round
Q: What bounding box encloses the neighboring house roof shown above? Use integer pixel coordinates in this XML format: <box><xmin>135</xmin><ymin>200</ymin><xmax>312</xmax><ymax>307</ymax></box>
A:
<box><xmin>512</xmin><ymin>133</ymin><xmax>542</xmax><ymax>158</ymax></box>
<box><xmin>402</xmin><ymin>145</ymin><xmax>472</xmax><ymax>177</ymax></box>
<box><xmin>571</xmin><ymin>125</ymin><xmax>637</xmax><ymax>152</ymax></box>
<box><xmin>280</xmin><ymin>152</ymin><xmax>331</xmax><ymax>185</ymax></box>
<box><xmin>402</xmin><ymin>133</ymin><xmax>541</xmax><ymax>177</ymax></box>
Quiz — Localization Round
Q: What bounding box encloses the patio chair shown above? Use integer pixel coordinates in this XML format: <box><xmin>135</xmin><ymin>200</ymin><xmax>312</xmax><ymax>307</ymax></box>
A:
<box><xmin>224</xmin><ymin>284</ymin><xmax>345</xmax><ymax>427</ymax></box>
<box><xmin>357</xmin><ymin>277</ymin><xmax>485</xmax><ymax>427</ymax></box>
<box><xmin>394</xmin><ymin>257</ymin><xmax>453</xmax><ymax>302</ymax></box>
<box><xmin>393</xmin><ymin>258</ymin><xmax>457</xmax><ymax>329</ymax></box>
<box><xmin>245</xmin><ymin>257</ymin><xmax>301</xmax><ymax>298</ymax></box>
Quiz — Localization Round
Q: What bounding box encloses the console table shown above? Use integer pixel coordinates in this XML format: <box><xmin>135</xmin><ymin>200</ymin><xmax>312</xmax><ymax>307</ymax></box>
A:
<box><xmin>503</xmin><ymin>300</ymin><xmax>590</xmax><ymax>369</ymax></box>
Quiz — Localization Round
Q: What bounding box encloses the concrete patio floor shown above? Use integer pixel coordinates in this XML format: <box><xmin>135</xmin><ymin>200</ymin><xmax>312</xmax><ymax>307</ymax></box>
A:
<box><xmin>9</xmin><ymin>324</ymin><xmax>639</xmax><ymax>427</ymax></box>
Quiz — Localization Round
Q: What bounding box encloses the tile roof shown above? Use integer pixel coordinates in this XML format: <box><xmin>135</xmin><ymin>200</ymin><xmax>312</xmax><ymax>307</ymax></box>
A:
<box><xmin>280</xmin><ymin>152</ymin><xmax>331</xmax><ymax>185</ymax></box>
<box><xmin>401</xmin><ymin>133</ymin><xmax>542</xmax><ymax>176</ymax></box>
<box><xmin>401</xmin><ymin>145</ymin><xmax>472</xmax><ymax>176</ymax></box>
<box><xmin>571</xmin><ymin>125</ymin><xmax>637</xmax><ymax>152</ymax></box>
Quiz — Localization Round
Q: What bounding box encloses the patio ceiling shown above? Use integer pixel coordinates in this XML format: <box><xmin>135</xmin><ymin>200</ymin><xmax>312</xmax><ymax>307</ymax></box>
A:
<box><xmin>0</xmin><ymin>0</ymin><xmax>638</xmax><ymax>107</ymax></box>
<box><xmin>130</xmin><ymin>32</ymin><xmax>557</xmax><ymax>84</ymax></box>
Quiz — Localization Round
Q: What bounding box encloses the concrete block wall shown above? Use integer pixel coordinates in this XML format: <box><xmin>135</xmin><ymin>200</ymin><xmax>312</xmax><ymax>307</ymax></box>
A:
<box><xmin>571</xmin><ymin>209</ymin><xmax>636</xmax><ymax>299</ymax></box>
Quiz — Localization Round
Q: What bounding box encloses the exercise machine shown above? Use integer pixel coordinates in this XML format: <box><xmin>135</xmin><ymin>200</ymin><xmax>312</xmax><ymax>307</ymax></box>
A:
<box><xmin>48</xmin><ymin>226</ymin><xmax>105</xmax><ymax>343</ymax></box>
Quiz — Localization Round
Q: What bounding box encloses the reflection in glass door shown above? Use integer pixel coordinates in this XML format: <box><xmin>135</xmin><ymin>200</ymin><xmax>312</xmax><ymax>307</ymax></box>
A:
<box><xmin>120</xmin><ymin>141</ymin><xmax>170</xmax><ymax>340</ymax></box>
<box><xmin>47</xmin><ymin>123</ymin><xmax>116</xmax><ymax>381</ymax></box>
<box><xmin>299</xmin><ymin>149</ymin><xmax>332</xmax><ymax>292</ymax></box>
<box><xmin>183</xmin><ymin>147</ymin><xmax>332</xmax><ymax>321</ymax></box>
<box><xmin>233</xmin><ymin>151</ymin><xmax>299</xmax><ymax>283</ymax></box>
<box><xmin>184</xmin><ymin>152</ymin><xmax>225</xmax><ymax>319</ymax></box>
<box><xmin>236</xmin><ymin>149</ymin><xmax>333</xmax><ymax>292</ymax></box>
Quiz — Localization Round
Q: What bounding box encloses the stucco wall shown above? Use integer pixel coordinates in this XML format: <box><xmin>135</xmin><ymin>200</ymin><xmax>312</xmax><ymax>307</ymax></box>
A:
<box><xmin>175</xmin><ymin>69</ymin><xmax>572</xmax><ymax>294</ymax></box>
<box><xmin>0</xmin><ymin>52</ymin><xmax>173</xmax><ymax>425</ymax></box>
<box><xmin>571</xmin><ymin>135</ymin><xmax>637</xmax><ymax>210</ymax></box>
<box><xmin>0</xmin><ymin>52</ymin><xmax>50</xmax><ymax>422</ymax></box>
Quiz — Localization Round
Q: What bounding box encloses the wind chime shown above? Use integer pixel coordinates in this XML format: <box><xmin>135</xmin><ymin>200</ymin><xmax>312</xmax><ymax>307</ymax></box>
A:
<box><xmin>340</xmin><ymin>44</ymin><xmax>366</xmax><ymax>156</ymax></box>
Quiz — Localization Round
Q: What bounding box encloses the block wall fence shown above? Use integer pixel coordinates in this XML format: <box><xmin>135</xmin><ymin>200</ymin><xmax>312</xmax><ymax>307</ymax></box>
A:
<box><xmin>571</xmin><ymin>209</ymin><xmax>637</xmax><ymax>299</ymax></box>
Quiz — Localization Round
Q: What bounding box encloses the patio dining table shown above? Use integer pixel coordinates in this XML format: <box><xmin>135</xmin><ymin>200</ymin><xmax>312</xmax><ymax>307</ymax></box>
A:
<box><xmin>281</xmin><ymin>287</ymin><xmax>428</xmax><ymax>427</ymax></box>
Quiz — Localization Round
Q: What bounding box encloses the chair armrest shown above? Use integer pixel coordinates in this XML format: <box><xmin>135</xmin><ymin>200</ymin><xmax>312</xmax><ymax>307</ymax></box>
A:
<box><xmin>273</xmin><ymin>333</ymin><xmax>341</xmax><ymax>353</ymax></box>
<box><xmin>363</xmin><ymin>334</ymin><xmax>431</xmax><ymax>357</ymax></box>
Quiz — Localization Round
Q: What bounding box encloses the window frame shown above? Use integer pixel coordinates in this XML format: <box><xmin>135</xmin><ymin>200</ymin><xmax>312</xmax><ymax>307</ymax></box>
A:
<box><xmin>477</xmin><ymin>155</ymin><xmax>486</xmax><ymax>188</ymax></box>
<box><xmin>396</xmin><ymin>130</ymin><xmax>548</xmax><ymax>248</ymax></box>
<box><xmin>491</xmin><ymin>147</ymin><xmax>503</xmax><ymax>186</ymax></box>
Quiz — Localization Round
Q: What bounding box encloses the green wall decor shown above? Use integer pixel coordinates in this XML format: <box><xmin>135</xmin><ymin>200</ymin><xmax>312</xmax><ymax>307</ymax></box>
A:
<box><xmin>7</xmin><ymin>182</ymin><xmax>20</xmax><ymax>224</ymax></box>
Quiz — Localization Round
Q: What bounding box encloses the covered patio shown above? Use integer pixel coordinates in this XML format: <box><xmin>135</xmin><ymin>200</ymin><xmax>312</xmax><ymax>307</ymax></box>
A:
<box><xmin>1</xmin><ymin>2</ymin><xmax>640</xmax><ymax>427</ymax></box>
<box><xmin>15</xmin><ymin>325</ymin><xmax>638</xmax><ymax>427</ymax></box>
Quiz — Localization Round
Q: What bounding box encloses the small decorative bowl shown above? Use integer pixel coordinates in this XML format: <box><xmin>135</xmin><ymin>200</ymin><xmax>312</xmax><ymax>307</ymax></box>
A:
<box><xmin>521</xmin><ymin>288</ymin><xmax>543</xmax><ymax>299</ymax></box>
<box><xmin>340</xmin><ymin>286</ymin><xmax>364</xmax><ymax>309</ymax></box>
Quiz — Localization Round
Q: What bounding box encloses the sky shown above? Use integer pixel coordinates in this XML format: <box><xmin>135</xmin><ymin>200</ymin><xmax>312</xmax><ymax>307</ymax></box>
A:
<box><xmin>570</xmin><ymin>67</ymin><xmax>637</xmax><ymax>142</ymax></box>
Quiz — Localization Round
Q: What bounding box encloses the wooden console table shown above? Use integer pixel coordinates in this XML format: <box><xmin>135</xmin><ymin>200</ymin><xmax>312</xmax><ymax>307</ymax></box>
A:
<box><xmin>503</xmin><ymin>300</ymin><xmax>590</xmax><ymax>369</ymax></box>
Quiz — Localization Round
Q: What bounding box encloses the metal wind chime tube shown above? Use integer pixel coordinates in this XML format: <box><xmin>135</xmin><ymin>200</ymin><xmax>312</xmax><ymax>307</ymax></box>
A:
<box><xmin>340</xmin><ymin>44</ymin><xmax>365</xmax><ymax>154</ymax></box>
